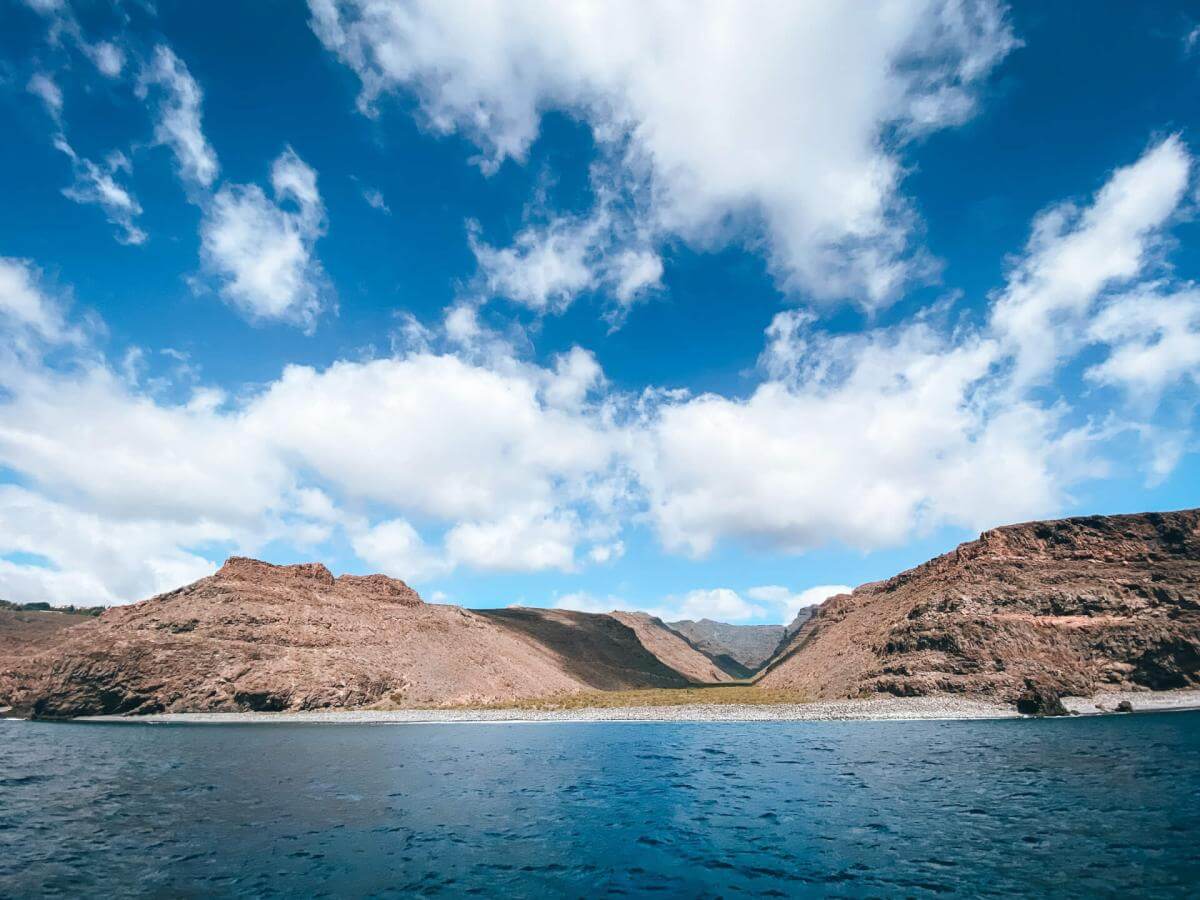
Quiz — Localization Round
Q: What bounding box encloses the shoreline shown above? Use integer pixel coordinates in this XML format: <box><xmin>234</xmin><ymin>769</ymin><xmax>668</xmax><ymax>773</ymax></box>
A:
<box><xmin>27</xmin><ymin>687</ymin><xmax>1198</xmax><ymax>726</ymax></box>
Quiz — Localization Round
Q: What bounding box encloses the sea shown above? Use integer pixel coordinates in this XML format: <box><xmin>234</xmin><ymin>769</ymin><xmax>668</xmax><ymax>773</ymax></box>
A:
<box><xmin>2</xmin><ymin>712</ymin><xmax>1198</xmax><ymax>897</ymax></box>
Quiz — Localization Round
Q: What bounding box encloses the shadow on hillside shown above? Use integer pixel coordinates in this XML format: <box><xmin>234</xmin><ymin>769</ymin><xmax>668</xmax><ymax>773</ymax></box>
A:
<box><xmin>474</xmin><ymin>608</ymin><xmax>694</xmax><ymax>691</ymax></box>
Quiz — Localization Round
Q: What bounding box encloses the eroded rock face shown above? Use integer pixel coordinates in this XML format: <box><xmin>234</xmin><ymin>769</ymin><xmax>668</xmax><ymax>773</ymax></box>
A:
<box><xmin>760</xmin><ymin>510</ymin><xmax>1200</xmax><ymax>702</ymax></box>
<box><xmin>0</xmin><ymin>609</ymin><xmax>92</xmax><ymax>708</ymax></box>
<box><xmin>7</xmin><ymin>558</ymin><xmax>595</xmax><ymax>717</ymax></box>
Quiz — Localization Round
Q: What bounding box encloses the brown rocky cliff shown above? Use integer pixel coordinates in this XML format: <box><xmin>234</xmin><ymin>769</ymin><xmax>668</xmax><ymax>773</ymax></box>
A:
<box><xmin>759</xmin><ymin>509</ymin><xmax>1200</xmax><ymax>700</ymax></box>
<box><xmin>0</xmin><ymin>608</ymin><xmax>92</xmax><ymax>708</ymax></box>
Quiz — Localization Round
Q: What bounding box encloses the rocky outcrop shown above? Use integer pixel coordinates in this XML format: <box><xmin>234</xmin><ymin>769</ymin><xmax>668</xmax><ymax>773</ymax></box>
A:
<box><xmin>760</xmin><ymin>510</ymin><xmax>1200</xmax><ymax>701</ymax></box>
<box><xmin>1015</xmin><ymin>680</ymin><xmax>1070</xmax><ymax>716</ymax></box>
<box><xmin>667</xmin><ymin>619</ymin><xmax>786</xmax><ymax>676</ymax></box>
<box><xmin>784</xmin><ymin>605</ymin><xmax>818</xmax><ymax>640</ymax></box>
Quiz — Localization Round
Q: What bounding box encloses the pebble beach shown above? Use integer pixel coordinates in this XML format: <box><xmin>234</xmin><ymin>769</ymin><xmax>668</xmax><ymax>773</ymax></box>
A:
<box><xmin>70</xmin><ymin>688</ymin><xmax>1200</xmax><ymax>725</ymax></box>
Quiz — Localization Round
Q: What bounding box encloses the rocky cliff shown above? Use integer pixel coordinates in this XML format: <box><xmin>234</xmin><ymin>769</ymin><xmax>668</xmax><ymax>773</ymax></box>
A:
<box><xmin>0</xmin><ymin>608</ymin><xmax>92</xmax><ymax>709</ymax></box>
<box><xmin>760</xmin><ymin>510</ymin><xmax>1200</xmax><ymax>700</ymax></box>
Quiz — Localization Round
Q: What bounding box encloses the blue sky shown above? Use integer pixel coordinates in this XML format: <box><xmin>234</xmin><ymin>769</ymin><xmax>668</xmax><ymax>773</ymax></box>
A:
<box><xmin>1</xmin><ymin>1</ymin><xmax>1198</xmax><ymax>623</ymax></box>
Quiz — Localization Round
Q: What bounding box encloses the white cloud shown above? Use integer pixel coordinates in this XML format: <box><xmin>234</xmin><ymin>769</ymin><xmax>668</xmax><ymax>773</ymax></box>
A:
<box><xmin>666</xmin><ymin>588</ymin><xmax>765</xmax><ymax>622</ymax></box>
<box><xmin>630</xmin><ymin>138</ymin><xmax>1196</xmax><ymax>556</ymax></box>
<box><xmin>610</xmin><ymin>249</ymin><xmax>663</xmax><ymax>307</ymax></box>
<box><xmin>362</xmin><ymin>187</ymin><xmax>390</xmax><ymax>213</ymax></box>
<box><xmin>27</xmin><ymin>72</ymin><xmax>62</xmax><ymax>120</ymax></box>
<box><xmin>55</xmin><ymin>141</ymin><xmax>147</xmax><ymax>245</ymax></box>
<box><xmin>0</xmin><ymin>364</ymin><xmax>290</xmax><ymax>527</ymax></box>
<box><xmin>22</xmin><ymin>0</ymin><xmax>126</xmax><ymax>78</ymax></box>
<box><xmin>552</xmin><ymin>591</ymin><xmax>620</xmax><ymax>615</ymax></box>
<box><xmin>3</xmin><ymin>130</ymin><xmax>1199</xmax><ymax>606</ymax></box>
<box><xmin>22</xmin><ymin>0</ymin><xmax>65</xmax><ymax>13</ymax></box>
<box><xmin>990</xmin><ymin>136</ymin><xmax>1192</xmax><ymax>384</ymax></box>
<box><xmin>0</xmin><ymin>486</ymin><xmax>217</xmax><ymax>606</ymax></box>
<box><xmin>445</xmin><ymin>508</ymin><xmax>578</xmax><ymax>573</ymax></box>
<box><xmin>246</xmin><ymin>351</ymin><xmax>617</xmax><ymax>521</ymax></box>
<box><xmin>587</xmin><ymin>541</ymin><xmax>623</xmax><ymax>565</ymax></box>
<box><xmin>310</xmin><ymin>0</ymin><xmax>1015</xmax><ymax>310</ymax></box>
<box><xmin>469</xmin><ymin>197</ymin><xmax>663</xmax><ymax>321</ymax></box>
<box><xmin>555</xmin><ymin>586</ymin><xmax>772</xmax><ymax>623</ymax></box>
<box><xmin>471</xmin><ymin>218</ymin><xmax>597</xmax><ymax>314</ymax></box>
<box><xmin>199</xmin><ymin>148</ymin><xmax>330</xmax><ymax>328</ymax></box>
<box><xmin>87</xmin><ymin>41</ymin><xmax>124</xmax><ymax>78</ymax></box>
<box><xmin>0</xmin><ymin>258</ymin><xmax>77</xmax><ymax>345</ymax></box>
<box><xmin>26</xmin><ymin>67</ymin><xmax>145</xmax><ymax>245</ymax></box>
<box><xmin>1085</xmin><ymin>285</ymin><xmax>1200</xmax><ymax>400</ymax></box>
<box><xmin>747</xmin><ymin>584</ymin><xmax>852</xmax><ymax>622</ymax></box>
<box><xmin>351</xmin><ymin>517</ymin><xmax>448</xmax><ymax>581</ymax></box>
<box><xmin>137</xmin><ymin>45</ymin><xmax>219</xmax><ymax>189</ymax></box>
<box><xmin>633</xmin><ymin>314</ymin><xmax>1082</xmax><ymax>556</ymax></box>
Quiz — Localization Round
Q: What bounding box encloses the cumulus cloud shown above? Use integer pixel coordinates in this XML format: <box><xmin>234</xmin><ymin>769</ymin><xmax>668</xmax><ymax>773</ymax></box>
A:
<box><xmin>1085</xmin><ymin>285</ymin><xmax>1200</xmax><ymax>401</ymax></box>
<box><xmin>0</xmin><ymin>324</ymin><xmax>623</xmax><ymax>601</ymax></box>
<box><xmin>470</xmin><ymin>199</ymin><xmax>663</xmax><ymax>321</ymax></box>
<box><xmin>471</xmin><ymin>218</ymin><xmax>597</xmax><ymax>315</ymax></box>
<box><xmin>351</xmin><ymin>518</ymin><xmax>448</xmax><ymax>581</ymax></box>
<box><xmin>86</xmin><ymin>41</ymin><xmax>124</xmax><ymax>78</ymax></box>
<box><xmin>200</xmin><ymin>148</ymin><xmax>330</xmax><ymax>328</ymax></box>
<box><xmin>634</xmin><ymin>315</ymin><xmax>1080</xmax><ymax>555</ymax></box>
<box><xmin>0</xmin><ymin>486</ymin><xmax>218</xmax><ymax>606</ymax></box>
<box><xmin>137</xmin><ymin>45</ymin><xmax>219</xmax><ymax>189</ymax></box>
<box><xmin>309</xmin><ymin>0</ymin><xmax>1015</xmax><ymax>310</ymax></box>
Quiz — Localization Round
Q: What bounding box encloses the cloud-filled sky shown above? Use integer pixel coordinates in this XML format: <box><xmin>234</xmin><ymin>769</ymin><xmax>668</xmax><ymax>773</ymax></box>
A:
<box><xmin>1</xmin><ymin>0</ymin><xmax>1198</xmax><ymax>623</ymax></box>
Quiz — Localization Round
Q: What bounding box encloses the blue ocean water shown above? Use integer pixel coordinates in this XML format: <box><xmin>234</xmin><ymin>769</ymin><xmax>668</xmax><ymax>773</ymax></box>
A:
<box><xmin>1</xmin><ymin>713</ymin><xmax>1198</xmax><ymax>897</ymax></box>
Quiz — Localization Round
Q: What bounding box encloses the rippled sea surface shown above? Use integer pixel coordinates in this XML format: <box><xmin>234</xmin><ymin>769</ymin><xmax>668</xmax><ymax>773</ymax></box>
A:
<box><xmin>2</xmin><ymin>713</ymin><xmax>1199</xmax><ymax>898</ymax></box>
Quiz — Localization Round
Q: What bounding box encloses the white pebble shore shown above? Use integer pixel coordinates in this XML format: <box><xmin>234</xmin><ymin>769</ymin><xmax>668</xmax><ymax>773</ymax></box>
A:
<box><xmin>69</xmin><ymin>688</ymin><xmax>1200</xmax><ymax>725</ymax></box>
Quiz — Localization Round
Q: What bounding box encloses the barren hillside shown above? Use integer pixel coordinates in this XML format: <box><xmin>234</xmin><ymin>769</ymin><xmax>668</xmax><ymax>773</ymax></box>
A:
<box><xmin>761</xmin><ymin>510</ymin><xmax>1200</xmax><ymax>700</ymax></box>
